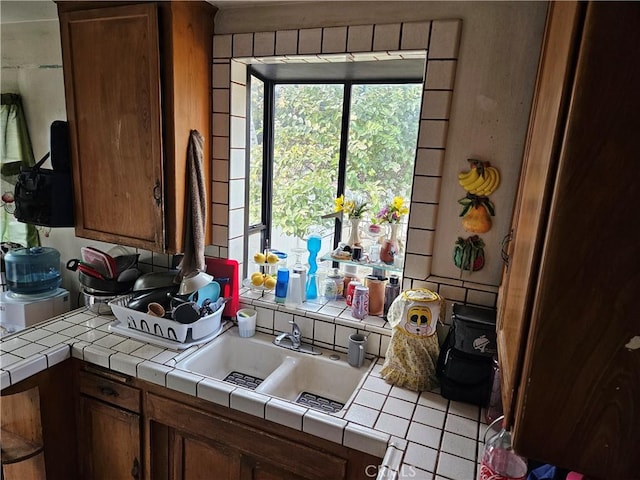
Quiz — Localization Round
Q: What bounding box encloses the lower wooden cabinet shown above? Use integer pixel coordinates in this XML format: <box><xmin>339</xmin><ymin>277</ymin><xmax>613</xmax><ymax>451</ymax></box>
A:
<box><xmin>146</xmin><ymin>393</ymin><xmax>353</xmax><ymax>480</ymax></box>
<box><xmin>77</xmin><ymin>369</ymin><xmax>142</xmax><ymax>480</ymax></box>
<box><xmin>78</xmin><ymin>396</ymin><xmax>141</xmax><ymax>480</ymax></box>
<box><xmin>71</xmin><ymin>361</ymin><xmax>380</xmax><ymax>480</ymax></box>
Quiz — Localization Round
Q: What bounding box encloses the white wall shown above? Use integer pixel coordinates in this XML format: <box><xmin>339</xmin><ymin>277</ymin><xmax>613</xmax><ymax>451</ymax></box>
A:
<box><xmin>1</xmin><ymin>18</ymin><xmax>119</xmax><ymax>306</ymax></box>
<box><xmin>215</xmin><ymin>1</ymin><xmax>548</xmax><ymax>303</ymax></box>
<box><xmin>2</xmin><ymin>1</ymin><xmax>548</xmax><ymax>308</ymax></box>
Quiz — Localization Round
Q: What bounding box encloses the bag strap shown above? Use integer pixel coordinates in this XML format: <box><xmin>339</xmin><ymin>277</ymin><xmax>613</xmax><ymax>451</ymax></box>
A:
<box><xmin>31</xmin><ymin>152</ymin><xmax>51</xmax><ymax>171</ymax></box>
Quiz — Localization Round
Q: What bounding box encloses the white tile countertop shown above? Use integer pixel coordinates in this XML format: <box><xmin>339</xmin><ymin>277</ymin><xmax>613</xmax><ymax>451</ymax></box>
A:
<box><xmin>0</xmin><ymin>290</ymin><xmax>491</xmax><ymax>480</ymax></box>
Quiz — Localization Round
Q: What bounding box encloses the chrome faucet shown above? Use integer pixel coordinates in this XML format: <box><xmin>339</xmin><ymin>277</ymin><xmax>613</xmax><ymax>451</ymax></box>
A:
<box><xmin>275</xmin><ymin>320</ymin><xmax>301</xmax><ymax>350</ymax></box>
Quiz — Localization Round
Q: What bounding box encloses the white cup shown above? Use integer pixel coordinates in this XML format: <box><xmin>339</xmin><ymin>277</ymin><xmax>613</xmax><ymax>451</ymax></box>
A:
<box><xmin>237</xmin><ymin>308</ymin><xmax>257</xmax><ymax>338</ymax></box>
<box><xmin>285</xmin><ymin>273</ymin><xmax>303</xmax><ymax>308</ymax></box>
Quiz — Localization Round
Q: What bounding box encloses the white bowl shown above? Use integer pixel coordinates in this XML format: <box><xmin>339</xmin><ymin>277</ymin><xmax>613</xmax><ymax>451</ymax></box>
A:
<box><xmin>178</xmin><ymin>271</ymin><xmax>214</xmax><ymax>295</ymax></box>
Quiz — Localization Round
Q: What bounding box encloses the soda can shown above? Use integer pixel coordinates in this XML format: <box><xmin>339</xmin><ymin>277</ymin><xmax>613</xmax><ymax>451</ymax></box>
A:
<box><xmin>352</xmin><ymin>285</ymin><xmax>369</xmax><ymax>320</ymax></box>
<box><xmin>345</xmin><ymin>280</ymin><xmax>362</xmax><ymax>306</ymax></box>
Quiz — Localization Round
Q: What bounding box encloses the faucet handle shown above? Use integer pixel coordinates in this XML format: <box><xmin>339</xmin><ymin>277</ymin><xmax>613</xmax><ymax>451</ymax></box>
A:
<box><xmin>289</xmin><ymin>320</ymin><xmax>301</xmax><ymax>339</ymax></box>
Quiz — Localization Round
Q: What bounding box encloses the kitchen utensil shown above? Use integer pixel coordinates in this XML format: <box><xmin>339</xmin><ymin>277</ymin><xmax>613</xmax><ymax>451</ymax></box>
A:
<box><xmin>204</xmin><ymin>257</ymin><xmax>240</xmax><ymax>318</ymax></box>
<box><xmin>199</xmin><ymin>299</ymin><xmax>214</xmax><ymax>317</ymax></box>
<box><xmin>236</xmin><ymin>308</ymin><xmax>257</xmax><ymax>337</ymax></box>
<box><xmin>81</xmin><ymin>246</ymin><xmax>116</xmax><ymax>279</ymax></box>
<box><xmin>348</xmin><ymin>333</ymin><xmax>366</xmax><ymax>367</ymax></box>
<box><xmin>172</xmin><ymin>301</ymin><xmax>201</xmax><ymax>324</ymax></box>
<box><xmin>114</xmin><ymin>253</ymin><xmax>139</xmax><ymax>275</ymax></box>
<box><xmin>146</xmin><ymin>302</ymin><xmax>165</xmax><ymax>317</ymax></box>
<box><xmin>133</xmin><ymin>271</ymin><xmax>180</xmax><ymax>292</ymax></box>
<box><xmin>285</xmin><ymin>273</ymin><xmax>302</xmax><ymax>308</ymax></box>
<box><xmin>78</xmin><ymin>271</ymin><xmax>136</xmax><ymax>295</ymax></box>
<box><xmin>188</xmin><ymin>280</ymin><xmax>221</xmax><ymax>307</ymax></box>
<box><xmin>126</xmin><ymin>285</ymin><xmax>179</xmax><ymax>311</ymax></box>
<box><xmin>4</xmin><ymin>246</ymin><xmax>62</xmax><ymax>294</ymax></box>
<box><xmin>67</xmin><ymin>259</ymin><xmax>107</xmax><ymax>278</ymax></box>
<box><xmin>178</xmin><ymin>271</ymin><xmax>214</xmax><ymax>296</ymax></box>
<box><xmin>117</xmin><ymin>267</ymin><xmax>141</xmax><ymax>283</ymax></box>
<box><xmin>82</xmin><ymin>288</ymin><xmax>116</xmax><ymax>315</ymax></box>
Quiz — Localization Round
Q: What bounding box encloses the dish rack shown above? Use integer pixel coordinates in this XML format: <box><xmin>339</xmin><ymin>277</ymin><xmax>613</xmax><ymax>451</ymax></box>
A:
<box><xmin>108</xmin><ymin>294</ymin><xmax>223</xmax><ymax>344</ymax></box>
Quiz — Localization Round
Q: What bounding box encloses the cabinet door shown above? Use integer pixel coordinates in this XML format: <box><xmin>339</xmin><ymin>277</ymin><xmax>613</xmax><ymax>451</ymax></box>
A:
<box><xmin>78</xmin><ymin>396</ymin><xmax>141</xmax><ymax>480</ymax></box>
<box><xmin>170</xmin><ymin>429</ymin><xmax>240</xmax><ymax>480</ymax></box>
<box><xmin>239</xmin><ymin>455</ymin><xmax>308</xmax><ymax>480</ymax></box>
<box><xmin>496</xmin><ymin>0</ymin><xmax>583</xmax><ymax>424</ymax></box>
<box><xmin>147</xmin><ymin>393</ymin><xmax>347</xmax><ymax>480</ymax></box>
<box><xmin>59</xmin><ymin>3</ymin><xmax>164</xmax><ymax>251</ymax></box>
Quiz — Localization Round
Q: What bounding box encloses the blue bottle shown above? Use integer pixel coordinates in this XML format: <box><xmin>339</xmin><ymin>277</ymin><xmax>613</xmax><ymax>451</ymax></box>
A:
<box><xmin>305</xmin><ymin>234</ymin><xmax>321</xmax><ymax>300</ymax></box>
<box><xmin>275</xmin><ymin>267</ymin><xmax>289</xmax><ymax>303</ymax></box>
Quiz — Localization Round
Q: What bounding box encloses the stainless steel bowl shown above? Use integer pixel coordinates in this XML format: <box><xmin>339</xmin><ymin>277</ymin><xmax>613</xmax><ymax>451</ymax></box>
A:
<box><xmin>82</xmin><ymin>288</ymin><xmax>117</xmax><ymax>315</ymax></box>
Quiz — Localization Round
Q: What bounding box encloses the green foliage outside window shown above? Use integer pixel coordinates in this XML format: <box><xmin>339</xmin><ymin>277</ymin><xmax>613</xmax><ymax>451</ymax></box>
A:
<box><xmin>250</xmin><ymin>80</ymin><xmax>421</xmax><ymax>242</ymax></box>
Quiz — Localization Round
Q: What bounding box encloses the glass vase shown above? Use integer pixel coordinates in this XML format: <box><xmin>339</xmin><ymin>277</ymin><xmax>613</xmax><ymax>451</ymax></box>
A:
<box><xmin>346</xmin><ymin>217</ymin><xmax>362</xmax><ymax>247</ymax></box>
<box><xmin>380</xmin><ymin>223</ymin><xmax>399</xmax><ymax>265</ymax></box>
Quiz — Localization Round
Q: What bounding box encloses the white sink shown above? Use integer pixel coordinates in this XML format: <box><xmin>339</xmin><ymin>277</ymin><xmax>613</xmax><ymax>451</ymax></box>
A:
<box><xmin>177</xmin><ymin>330</ymin><xmax>288</xmax><ymax>382</ymax></box>
<box><xmin>176</xmin><ymin>328</ymin><xmax>373</xmax><ymax>411</ymax></box>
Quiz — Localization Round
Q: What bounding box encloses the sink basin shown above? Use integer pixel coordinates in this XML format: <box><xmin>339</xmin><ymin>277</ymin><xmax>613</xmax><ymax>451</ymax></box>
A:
<box><xmin>176</xmin><ymin>328</ymin><xmax>373</xmax><ymax>412</ymax></box>
<box><xmin>177</xmin><ymin>330</ymin><xmax>288</xmax><ymax>383</ymax></box>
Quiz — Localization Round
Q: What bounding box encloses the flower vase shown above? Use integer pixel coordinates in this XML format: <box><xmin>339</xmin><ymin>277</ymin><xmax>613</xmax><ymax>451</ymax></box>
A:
<box><xmin>380</xmin><ymin>223</ymin><xmax>399</xmax><ymax>265</ymax></box>
<box><xmin>347</xmin><ymin>217</ymin><xmax>362</xmax><ymax>247</ymax></box>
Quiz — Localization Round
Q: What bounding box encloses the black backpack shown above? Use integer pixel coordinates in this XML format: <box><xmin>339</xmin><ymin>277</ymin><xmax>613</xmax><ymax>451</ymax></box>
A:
<box><xmin>436</xmin><ymin>304</ymin><xmax>497</xmax><ymax>406</ymax></box>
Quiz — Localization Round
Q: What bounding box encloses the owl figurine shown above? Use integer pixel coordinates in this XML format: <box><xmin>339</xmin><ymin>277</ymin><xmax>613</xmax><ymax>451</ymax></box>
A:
<box><xmin>381</xmin><ymin>288</ymin><xmax>443</xmax><ymax>391</ymax></box>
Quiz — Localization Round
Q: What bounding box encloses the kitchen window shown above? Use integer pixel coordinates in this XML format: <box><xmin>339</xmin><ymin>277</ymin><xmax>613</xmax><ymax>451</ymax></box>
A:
<box><xmin>246</xmin><ymin>62</ymin><xmax>423</xmax><ymax>265</ymax></box>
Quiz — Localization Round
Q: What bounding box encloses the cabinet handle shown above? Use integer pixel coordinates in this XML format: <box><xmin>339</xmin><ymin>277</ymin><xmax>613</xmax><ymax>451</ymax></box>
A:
<box><xmin>501</xmin><ymin>230</ymin><xmax>513</xmax><ymax>268</ymax></box>
<box><xmin>153</xmin><ymin>180</ymin><xmax>162</xmax><ymax>206</ymax></box>
<box><xmin>99</xmin><ymin>385</ymin><xmax>119</xmax><ymax>397</ymax></box>
<box><xmin>131</xmin><ymin>457</ymin><xmax>140</xmax><ymax>479</ymax></box>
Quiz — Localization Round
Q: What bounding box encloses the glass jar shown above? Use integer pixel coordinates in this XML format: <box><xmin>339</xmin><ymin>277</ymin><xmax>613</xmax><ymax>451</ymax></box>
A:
<box><xmin>323</xmin><ymin>268</ymin><xmax>344</xmax><ymax>301</ymax></box>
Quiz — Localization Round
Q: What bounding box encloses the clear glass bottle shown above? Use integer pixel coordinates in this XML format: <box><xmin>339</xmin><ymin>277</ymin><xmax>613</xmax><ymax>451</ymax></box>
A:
<box><xmin>478</xmin><ymin>417</ymin><xmax>527</xmax><ymax>480</ymax></box>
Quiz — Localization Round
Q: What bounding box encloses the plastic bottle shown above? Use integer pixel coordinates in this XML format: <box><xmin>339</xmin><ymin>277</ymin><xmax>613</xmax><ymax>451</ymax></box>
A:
<box><xmin>343</xmin><ymin>264</ymin><xmax>359</xmax><ymax>298</ymax></box>
<box><xmin>383</xmin><ymin>275</ymin><xmax>401</xmax><ymax>318</ymax></box>
<box><xmin>478</xmin><ymin>417</ymin><xmax>527</xmax><ymax>480</ymax></box>
<box><xmin>275</xmin><ymin>267</ymin><xmax>289</xmax><ymax>304</ymax></box>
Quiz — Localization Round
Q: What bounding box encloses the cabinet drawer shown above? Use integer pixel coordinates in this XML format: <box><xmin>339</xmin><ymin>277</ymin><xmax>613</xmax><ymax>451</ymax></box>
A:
<box><xmin>78</xmin><ymin>371</ymin><xmax>140</xmax><ymax>413</ymax></box>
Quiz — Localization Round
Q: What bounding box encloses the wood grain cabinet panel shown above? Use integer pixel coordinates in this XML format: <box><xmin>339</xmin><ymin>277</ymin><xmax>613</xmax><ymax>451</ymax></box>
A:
<box><xmin>146</xmin><ymin>392</ymin><xmax>366</xmax><ymax>480</ymax></box>
<box><xmin>497</xmin><ymin>2</ymin><xmax>640</xmax><ymax>477</ymax></box>
<box><xmin>78</xmin><ymin>396</ymin><xmax>141</xmax><ymax>480</ymax></box>
<box><xmin>58</xmin><ymin>1</ymin><xmax>214</xmax><ymax>252</ymax></box>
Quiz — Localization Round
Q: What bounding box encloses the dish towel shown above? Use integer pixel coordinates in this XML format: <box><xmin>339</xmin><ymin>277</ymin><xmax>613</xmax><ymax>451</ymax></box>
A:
<box><xmin>179</xmin><ymin>130</ymin><xmax>206</xmax><ymax>278</ymax></box>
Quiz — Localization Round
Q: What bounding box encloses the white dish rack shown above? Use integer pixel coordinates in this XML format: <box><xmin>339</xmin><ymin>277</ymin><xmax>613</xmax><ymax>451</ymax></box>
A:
<box><xmin>108</xmin><ymin>294</ymin><xmax>223</xmax><ymax>344</ymax></box>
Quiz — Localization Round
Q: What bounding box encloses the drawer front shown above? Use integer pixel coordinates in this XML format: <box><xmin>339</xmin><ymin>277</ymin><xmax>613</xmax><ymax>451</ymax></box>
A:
<box><xmin>78</xmin><ymin>371</ymin><xmax>140</xmax><ymax>413</ymax></box>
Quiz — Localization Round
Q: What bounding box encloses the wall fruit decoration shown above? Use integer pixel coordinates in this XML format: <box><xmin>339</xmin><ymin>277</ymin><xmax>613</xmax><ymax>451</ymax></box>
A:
<box><xmin>459</xmin><ymin>195</ymin><xmax>495</xmax><ymax>233</ymax></box>
<box><xmin>458</xmin><ymin>159</ymin><xmax>501</xmax><ymax>196</ymax></box>
<box><xmin>453</xmin><ymin>235</ymin><xmax>485</xmax><ymax>274</ymax></box>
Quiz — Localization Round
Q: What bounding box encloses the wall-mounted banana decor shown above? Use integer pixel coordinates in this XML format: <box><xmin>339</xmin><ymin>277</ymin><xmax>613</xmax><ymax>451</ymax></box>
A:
<box><xmin>453</xmin><ymin>235</ymin><xmax>485</xmax><ymax>275</ymax></box>
<box><xmin>458</xmin><ymin>159</ymin><xmax>500</xmax><ymax>196</ymax></box>
<box><xmin>457</xmin><ymin>159</ymin><xmax>500</xmax><ymax>233</ymax></box>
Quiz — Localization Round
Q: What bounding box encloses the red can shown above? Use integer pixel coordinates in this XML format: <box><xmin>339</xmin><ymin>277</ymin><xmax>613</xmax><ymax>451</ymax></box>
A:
<box><xmin>352</xmin><ymin>285</ymin><xmax>369</xmax><ymax>319</ymax></box>
<box><xmin>345</xmin><ymin>280</ymin><xmax>361</xmax><ymax>306</ymax></box>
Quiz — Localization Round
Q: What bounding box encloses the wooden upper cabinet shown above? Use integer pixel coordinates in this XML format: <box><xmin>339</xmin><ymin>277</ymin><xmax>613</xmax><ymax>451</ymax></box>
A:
<box><xmin>498</xmin><ymin>2</ymin><xmax>640</xmax><ymax>477</ymax></box>
<box><xmin>58</xmin><ymin>1</ymin><xmax>215</xmax><ymax>253</ymax></box>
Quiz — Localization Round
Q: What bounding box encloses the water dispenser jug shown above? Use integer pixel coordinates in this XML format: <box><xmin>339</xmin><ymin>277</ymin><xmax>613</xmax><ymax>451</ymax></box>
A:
<box><xmin>4</xmin><ymin>247</ymin><xmax>62</xmax><ymax>294</ymax></box>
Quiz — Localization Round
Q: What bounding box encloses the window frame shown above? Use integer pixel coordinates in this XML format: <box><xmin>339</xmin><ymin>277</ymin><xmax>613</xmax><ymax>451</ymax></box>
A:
<box><xmin>245</xmin><ymin>66</ymin><xmax>422</xmax><ymax>267</ymax></box>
